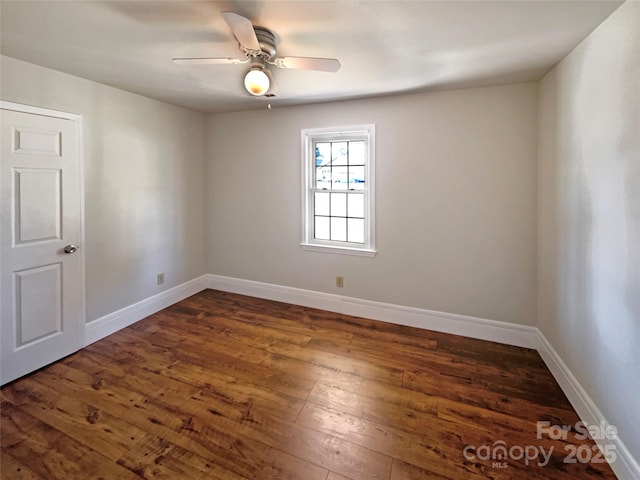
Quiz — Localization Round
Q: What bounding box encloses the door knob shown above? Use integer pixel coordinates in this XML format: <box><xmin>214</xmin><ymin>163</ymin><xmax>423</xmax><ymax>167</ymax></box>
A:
<box><xmin>63</xmin><ymin>244</ymin><xmax>79</xmax><ymax>254</ymax></box>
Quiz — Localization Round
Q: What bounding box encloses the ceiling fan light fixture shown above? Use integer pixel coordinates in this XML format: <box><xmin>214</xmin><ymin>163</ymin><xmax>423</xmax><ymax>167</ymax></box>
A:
<box><xmin>244</xmin><ymin>66</ymin><xmax>271</xmax><ymax>96</ymax></box>
<box><xmin>174</xmin><ymin>12</ymin><xmax>341</xmax><ymax>99</ymax></box>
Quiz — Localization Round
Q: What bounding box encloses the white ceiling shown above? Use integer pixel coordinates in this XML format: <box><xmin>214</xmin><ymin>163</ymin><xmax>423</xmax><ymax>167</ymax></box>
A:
<box><xmin>1</xmin><ymin>0</ymin><xmax>622</xmax><ymax>113</ymax></box>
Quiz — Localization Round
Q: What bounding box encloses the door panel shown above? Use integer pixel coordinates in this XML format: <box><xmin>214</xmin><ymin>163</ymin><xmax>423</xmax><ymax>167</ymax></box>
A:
<box><xmin>15</xmin><ymin>263</ymin><xmax>63</xmax><ymax>347</ymax></box>
<box><xmin>13</xmin><ymin>126</ymin><xmax>62</xmax><ymax>156</ymax></box>
<box><xmin>1</xmin><ymin>106</ymin><xmax>83</xmax><ymax>385</ymax></box>
<box><xmin>15</xmin><ymin>168</ymin><xmax>62</xmax><ymax>244</ymax></box>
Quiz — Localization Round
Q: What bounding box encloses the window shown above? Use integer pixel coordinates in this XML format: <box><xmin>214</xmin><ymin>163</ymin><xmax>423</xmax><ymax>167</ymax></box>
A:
<box><xmin>301</xmin><ymin>125</ymin><xmax>376</xmax><ymax>256</ymax></box>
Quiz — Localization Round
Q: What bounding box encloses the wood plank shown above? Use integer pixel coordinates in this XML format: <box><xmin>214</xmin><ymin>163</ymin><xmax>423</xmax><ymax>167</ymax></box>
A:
<box><xmin>0</xmin><ymin>401</ymin><xmax>41</xmax><ymax>448</ymax></box>
<box><xmin>154</xmin><ymin>317</ymin><xmax>401</xmax><ymax>387</ymax></box>
<box><xmin>34</xmin><ymin>361</ymin><xmax>146</xmax><ymax>417</ymax></box>
<box><xmin>263</xmin><ymin>340</ymin><xmax>404</xmax><ymax>386</ymax></box>
<box><xmin>13</xmin><ymin>377</ymin><xmax>146</xmax><ymax>462</ymax></box>
<box><xmin>307</xmin><ymin>381</ymin><xmax>438</xmax><ymax>435</ymax></box>
<box><xmin>190</xmin><ymin>375</ymin><xmax>306</xmax><ymax>423</ymax></box>
<box><xmin>3</xmin><ymin>420</ymin><xmax>140</xmax><ymax>480</ymax></box>
<box><xmin>1</xmin><ymin>449</ymin><xmax>47</xmax><ymax>480</ymax></box>
<box><xmin>437</xmin><ymin>396</ymin><xmax>580</xmax><ymax>437</ymax></box>
<box><xmin>296</xmin><ymin>401</ymin><xmax>488</xmax><ymax>480</ymax></box>
<box><xmin>218</xmin><ymin>405</ymin><xmax>392</xmax><ymax>479</ymax></box>
<box><xmin>403</xmin><ymin>369</ymin><xmax>576</xmax><ymax>423</ymax></box>
<box><xmin>390</xmin><ymin>459</ymin><xmax>451</xmax><ymax>480</ymax></box>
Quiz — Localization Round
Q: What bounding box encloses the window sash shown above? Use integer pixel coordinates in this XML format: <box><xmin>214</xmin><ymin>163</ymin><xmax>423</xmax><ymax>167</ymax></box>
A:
<box><xmin>312</xmin><ymin>191</ymin><xmax>366</xmax><ymax>244</ymax></box>
<box><xmin>301</xmin><ymin>125</ymin><xmax>376</xmax><ymax>256</ymax></box>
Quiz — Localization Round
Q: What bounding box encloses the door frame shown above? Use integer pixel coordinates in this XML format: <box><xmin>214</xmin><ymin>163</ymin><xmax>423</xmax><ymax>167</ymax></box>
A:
<box><xmin>0</xmin><ymin>100</ymin><xmax>86</xmax><ymax>345</ymax></box>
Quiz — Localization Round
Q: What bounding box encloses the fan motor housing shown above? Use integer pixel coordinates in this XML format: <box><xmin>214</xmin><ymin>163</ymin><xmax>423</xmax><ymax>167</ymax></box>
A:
<box><xmin>254</xmin><ymin>27</ymin><xmax>277</xmax><ymax>58</ymax></box>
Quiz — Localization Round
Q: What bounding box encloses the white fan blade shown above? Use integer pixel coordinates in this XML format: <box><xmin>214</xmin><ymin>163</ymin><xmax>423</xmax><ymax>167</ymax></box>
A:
<box><xmin>273</xmin><ymin>56</ymin><xmax>341</xmax><ymax>72</ymax></box>
<box><xmin>173</xmin><ymin>57</ymin><xmax>247</xmax><ymax>65</ymax></box>
<box><xmin>221</xmin><ymin>11</ymin><xmax>260</xmax><ymax>52</ymax></box>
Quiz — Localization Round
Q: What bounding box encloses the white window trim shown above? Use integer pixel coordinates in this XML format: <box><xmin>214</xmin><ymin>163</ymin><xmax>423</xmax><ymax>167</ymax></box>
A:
<box><xmin>300</xmin><ymin>124</ymin><xmax>377</xmax><ymax>257</ymax></box>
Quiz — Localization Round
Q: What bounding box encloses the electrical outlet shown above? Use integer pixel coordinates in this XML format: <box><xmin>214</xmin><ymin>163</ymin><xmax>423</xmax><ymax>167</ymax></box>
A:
<box><xmin>157</xmin><ymin>273</ymin><xmax>165</xmax><ymax>285</ymax></box>
<box><xmin>336</xmin><ymin>276</ymin><xmax>344</xmax><ymax>288</ymax></box>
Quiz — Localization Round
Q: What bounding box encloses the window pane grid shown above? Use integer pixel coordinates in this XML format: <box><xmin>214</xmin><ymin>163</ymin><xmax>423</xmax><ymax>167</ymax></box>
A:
<box><xmin>315</xmin><ymin>140</ymin><xmax>366</xmax><ymax>192</ymax></box>
<box><xmin>312</xmin><ymin>137</ymin><xmax>367</xmax><ymax>243</ymax></box>
<box><xmin>313</xmin><ymin>188</ymin><xmax>366</xmax><ymax>244</ymax></box>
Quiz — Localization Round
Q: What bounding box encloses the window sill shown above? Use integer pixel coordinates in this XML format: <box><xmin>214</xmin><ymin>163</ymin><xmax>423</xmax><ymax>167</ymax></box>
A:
<box><xmin>300</xmin><ymin>243</ymin><xmax>377</xmax><ymax>257</ymax></box>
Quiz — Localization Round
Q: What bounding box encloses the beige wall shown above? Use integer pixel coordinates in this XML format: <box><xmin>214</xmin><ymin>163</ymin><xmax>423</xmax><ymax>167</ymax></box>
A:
<box><xmin>0</xmin><ymin>55</ymin><xmax>207</xmax><ymax>322</ymax></box>
<box><xmin>538</xmin><ymin>0</ymin><xmax>639</xmax><ymax>459</ymax></box>
<box><xmin>206</xmin><ymin>83</ymin><xmax>538</xmax><ymax>325</ymax></box>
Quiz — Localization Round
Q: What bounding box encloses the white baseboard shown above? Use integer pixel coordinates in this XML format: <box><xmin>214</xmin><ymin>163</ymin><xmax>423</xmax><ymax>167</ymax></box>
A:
<box><xmin>204</xmin><ymin>274</ymin><xmax>538</xmax><ymax>348</ymax></box>
<box><xmin>83</xmin><ymin>274</ymin><xmax>209</xmax><ymax>346</ymax></box>
<box><xmin>536</xmin><ymin>332</ymin><xmax>639</xmax><ymax>480</ymax></box>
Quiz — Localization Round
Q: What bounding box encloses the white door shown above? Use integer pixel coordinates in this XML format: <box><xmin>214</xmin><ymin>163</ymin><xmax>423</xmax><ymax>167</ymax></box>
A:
<box><xmin>1</xmin><ymin>104</ymin><xmax>84</xmax><ymax>385</ymax></box>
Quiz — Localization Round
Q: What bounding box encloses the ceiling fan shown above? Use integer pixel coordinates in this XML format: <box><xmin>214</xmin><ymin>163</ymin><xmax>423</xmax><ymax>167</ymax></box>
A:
<box><xmin>173</xmin><ymin>12</ymin><xmax>341</xmax><ymax>97</ymax></box>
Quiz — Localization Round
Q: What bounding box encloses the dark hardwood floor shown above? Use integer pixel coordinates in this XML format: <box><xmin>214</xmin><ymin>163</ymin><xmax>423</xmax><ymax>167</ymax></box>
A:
<box><xmin>1</xmin><ymin>289</ymin><xmax>617</xmax><ymax>479</ymax></box>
